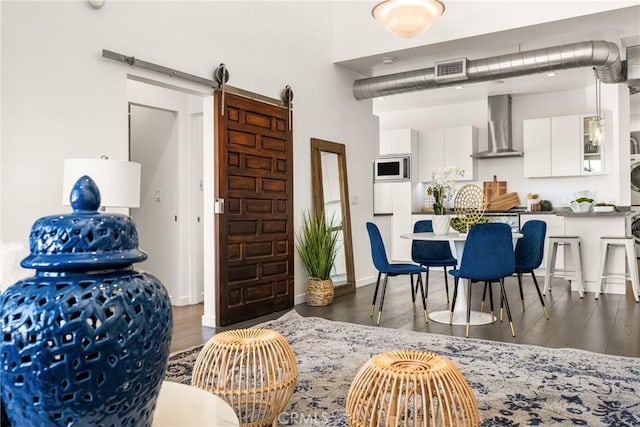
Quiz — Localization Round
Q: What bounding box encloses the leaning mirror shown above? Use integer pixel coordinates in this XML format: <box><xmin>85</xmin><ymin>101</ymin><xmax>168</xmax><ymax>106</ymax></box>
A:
<box><xmin>310</xmin><ymin>138</ymin><xmax>355</xmax><ymax>297</ymax></box>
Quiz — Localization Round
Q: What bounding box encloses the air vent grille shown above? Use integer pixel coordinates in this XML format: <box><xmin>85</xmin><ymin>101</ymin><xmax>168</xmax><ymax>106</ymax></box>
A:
<box><xmin>434</xmin><ymin>58</ymin><xmax>468</xmax><ymax>82</ymax></box>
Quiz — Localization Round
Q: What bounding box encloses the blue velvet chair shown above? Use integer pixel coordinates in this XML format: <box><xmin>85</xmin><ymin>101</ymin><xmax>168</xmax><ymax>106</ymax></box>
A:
<box><xmin>514</xmin><ymin>220</ymin><xmax>549</xmax><ymax>318</ymax></box>
<box><xmin>366</xmin><ymin>222</ymin><xmax>429</xmax><ymax>325</ymax></box>
<box><xmin>449</xmin><ymin>223</ymin><xmax>516</xmax><ymax>337</ymax></box>
<box><xmin>411</xmin><ymin>220</ymin><xmax>457</xmax><ymax>306</ymax></box>
<box><xmin>480</xmin><ymin>220</ymin><xmax>549</xmax><ymax>320</ymax></box>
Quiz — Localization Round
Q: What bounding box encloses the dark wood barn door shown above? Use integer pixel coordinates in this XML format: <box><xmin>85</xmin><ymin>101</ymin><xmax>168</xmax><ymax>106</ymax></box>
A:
<box><xmin>215</xmin><ymin>91</ymin><xmax>294</xmax><ymax>326</ymax></box>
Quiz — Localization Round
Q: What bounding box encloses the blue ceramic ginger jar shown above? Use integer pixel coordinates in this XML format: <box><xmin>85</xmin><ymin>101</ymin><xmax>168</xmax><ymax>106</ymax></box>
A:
<box><xmin>0</xmin><ymin>176</ymin><xmax>173</xmax><ymax>427</ymax></box>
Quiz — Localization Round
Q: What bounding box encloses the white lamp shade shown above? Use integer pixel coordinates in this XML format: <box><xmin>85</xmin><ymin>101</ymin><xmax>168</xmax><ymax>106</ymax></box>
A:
<box><xmin>62</xmin><ymin>159</ymin><xmax>141</xmax><ymax>208</ymax></box>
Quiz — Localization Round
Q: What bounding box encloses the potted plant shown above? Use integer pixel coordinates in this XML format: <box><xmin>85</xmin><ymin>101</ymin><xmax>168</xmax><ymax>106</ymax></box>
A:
<box><xmin>296</xmin><ymin>210</ymin><xmax>339</xmax><ymax>306</ymax></box>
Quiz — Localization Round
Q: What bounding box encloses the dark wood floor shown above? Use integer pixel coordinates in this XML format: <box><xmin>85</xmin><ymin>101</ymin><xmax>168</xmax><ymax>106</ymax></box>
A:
<box><xmin>171</xmin><ymin>271</ymin><xmax>640</xmax><ymax>358</ymax></box>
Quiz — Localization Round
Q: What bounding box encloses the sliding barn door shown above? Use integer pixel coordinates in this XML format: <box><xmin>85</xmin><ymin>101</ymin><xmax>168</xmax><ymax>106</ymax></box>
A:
<box><xmin>215</xmin><ymin>91</ymin><xmax>294</xmax><ymax>326</ymax></box>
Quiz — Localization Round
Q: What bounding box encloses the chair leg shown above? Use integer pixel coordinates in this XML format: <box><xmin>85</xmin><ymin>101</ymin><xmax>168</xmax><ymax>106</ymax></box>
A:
<box><xmin>499</xmin><ymin>278</ymin><xmax>516</xmax><ymax>337</ymax></box>
<box><xmin>466</xmin><ymin>279</ymin><xmax>472</xmax><ymax>338</ymax></box>
<box><xmin>499</xmin><ymin>284</ymin><xmax>504</xmax><ymax>322</ymax></box>
<box><xmin>417</xmin><ymin>274</ymin><xmax>428</xmax><ymax>323</ymax></box>
<box><xmin>450</xmin><ymin>278</ymin><xmax>460</xmax><ymax>324</ymax></box>
<box><xmin>410</xmin><ymin>274</ymin><xmax>416</xmax><ymax>314</ymax></box>
<box><xmin>376</xmin><ymin>274</ymin><xmax>390</xmax><ymax>326</ymax></box>
<box><xmin>442</xmin><ymin>267</ymin><xmax>449</xmax><ymax>305</ymax></box>
<box><xmin>517</xmin><ymin>273</ymin><xmax>525</xmax><ymax>311</ymax></box>
<box><xmin>480</xmin><ymin>282</ymin><xmax>488</xmax><ymax>312</ymax></box>
<box><xmin>370</xmin><ymin>272</ymin><xmax>382</xmax><ymax>317</ymax></box>
<box><xmin>488</xmin><ymin>281</ymin><xmax>495</xmax><ymax>323</ymax></box>
<box><xmin>425</xmin><ymin>268</ymin><xmax>430</xmax><ymax>306</ymax></box>
<box><xmin>530</xmin><ymin>271</ymin><xmax>549</xmax><ymax>319</ymax></box>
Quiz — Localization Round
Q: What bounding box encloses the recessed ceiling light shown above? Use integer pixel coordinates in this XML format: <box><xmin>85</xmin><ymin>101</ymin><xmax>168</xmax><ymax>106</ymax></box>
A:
<box><xmin>547</xmin><ymin>72</ymin><xmax>557</xmax><ymax>77</ymax></box>
<box><xmin>381</xmin><ymin>57</ymin><xmax>396</xmax><ymax>65</ymax></box>
<box><xmin>455</xmin><ymin>86</ymin><xmax>464</xmax><ymax>90</ymax></box>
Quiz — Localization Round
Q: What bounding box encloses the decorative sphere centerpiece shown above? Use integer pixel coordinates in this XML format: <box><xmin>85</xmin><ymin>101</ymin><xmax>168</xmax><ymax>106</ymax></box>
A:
<box><xmin>0</xmin><ymin>176</ymin><xmax>173</xmax><ymax>426</ymax></box>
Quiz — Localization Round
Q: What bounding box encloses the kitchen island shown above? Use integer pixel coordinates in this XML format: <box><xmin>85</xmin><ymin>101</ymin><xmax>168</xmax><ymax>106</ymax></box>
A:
<box><xmin>521</xmin><ymin>208</ymin><xmax>630</xmax><ymax>296</ymax></box>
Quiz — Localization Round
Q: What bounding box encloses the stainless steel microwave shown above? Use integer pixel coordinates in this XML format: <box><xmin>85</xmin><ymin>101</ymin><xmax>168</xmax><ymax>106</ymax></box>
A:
<box><xmin>373</xmin><ymin>155</ymin><xmax>411</xmax><ymax>181</ymax></box>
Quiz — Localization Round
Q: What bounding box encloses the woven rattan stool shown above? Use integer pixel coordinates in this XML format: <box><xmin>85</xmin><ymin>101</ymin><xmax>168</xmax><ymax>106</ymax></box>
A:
<box><xmin>346</xmin><ymin>351</ymin><xmax>479</xmax><ymax>427</ymax></box>
<box><xmin>595</xmin><ymin>236</ymin><xmax>640</xmax><ymax>302</ymax></box>
<box><xmin>191</xmin><ymin>328</ymin><xmax>298</xmax><ymax>427</ymax></box>
<box><xmin>543</xmin><ymin>236</ymin><xmax>585</xmax><ymax>298</ymax></box>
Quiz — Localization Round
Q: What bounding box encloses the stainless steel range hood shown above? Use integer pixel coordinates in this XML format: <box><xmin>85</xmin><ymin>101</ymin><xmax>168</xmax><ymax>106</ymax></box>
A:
<box><xmin>472</xmin><ymin>95</ymin><xmax>523</xmax><ymax>159</ymax></box>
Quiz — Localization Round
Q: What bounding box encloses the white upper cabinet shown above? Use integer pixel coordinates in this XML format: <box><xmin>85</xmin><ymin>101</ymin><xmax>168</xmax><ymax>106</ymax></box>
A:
<box><xmin>379</xmin><ymin>128</ymin><xmax>417</xmax><ymax>156</ymax></box>
<box><xmin>523</xmin><ymin>118</ymin><xmax>551</xmax><ymax>177</ymax></box>
<box><xmin>418</xmin><ymin>128</ymin><xmax>445</xmax><ymax>182</ymax></box>
<box><xmin>523</xmin><ymin>114</ymin><xmax>600</xmax><ymax>178</ymax></box>
<box><xmin>418</xmin><ymin>125</ymin><xmax>477</xmax><ymax>182</ymax></box>
<box><xmin>551</xmin><ymin>115</ymin><xmax>582</xmax><ymax>177</ymax></box>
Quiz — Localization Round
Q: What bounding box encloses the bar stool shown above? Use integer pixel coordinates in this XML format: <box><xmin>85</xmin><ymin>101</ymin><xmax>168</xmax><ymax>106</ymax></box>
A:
<box><xmin>595</xmin><ymin>236</ymin><xmax>640</xmax><ymax>303</ymax></box>
<box><xmin>543</xmin><ymin>236</ymin><xmax>585</xmax><ymax>298</ymax></box>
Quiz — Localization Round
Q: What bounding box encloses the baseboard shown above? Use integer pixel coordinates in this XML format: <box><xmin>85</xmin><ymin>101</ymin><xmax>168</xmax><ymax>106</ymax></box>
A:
<box><xmin>201</xmin><ymin>314</ymin><xmax>216</xmax><ymax>328</ymax></box>
<box><xmin>294</xmin><ymin>292</ymin><xmax>307</xmax><ymax>305</ymax></box>
<box><xmin>356</xmin><ymin>275</ymin><xmax>376</xmax><ymax>288</ymax></box>
<box><xmin>170</xmin><ymin>295</ymin><xmax>192</xmax><ymax>307</ymax></box>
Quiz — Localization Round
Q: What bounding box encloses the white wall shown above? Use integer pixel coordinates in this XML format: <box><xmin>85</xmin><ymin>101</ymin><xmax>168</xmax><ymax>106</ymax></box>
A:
<box><xmin>379</xmin><ymin>85</ymin><xmax>628</xmax><ymax>210</ymax></box>
<box><xmin>0</xmin><ymin>2</ymin><xmax>380</xmax><ymax>323</ymax></box>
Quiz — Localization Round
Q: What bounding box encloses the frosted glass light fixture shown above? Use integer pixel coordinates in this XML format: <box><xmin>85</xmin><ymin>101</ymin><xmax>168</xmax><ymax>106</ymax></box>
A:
<box><xmin>588</xmin><ymin>70</ymin><xmax>605</xmax><ymax>145</ymax></box>
<box><xmin>372</xmin><ymin>0</ymin><xmax>445</xmax><ymax>38</ymax></box>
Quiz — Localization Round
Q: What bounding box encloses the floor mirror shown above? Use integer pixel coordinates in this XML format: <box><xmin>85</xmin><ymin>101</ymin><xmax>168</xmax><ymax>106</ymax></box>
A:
<box><xmin>310</xmin><ymin>138</ymin><xmax>355</xmax><ymax>297</ymax></box>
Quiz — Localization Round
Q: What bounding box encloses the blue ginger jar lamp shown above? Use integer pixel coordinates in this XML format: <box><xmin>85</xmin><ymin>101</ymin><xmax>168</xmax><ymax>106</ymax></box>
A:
<box><xmin>0</xmin><ymin>176</ymin><xmax>173</xmax><ymax>426</ymax></box>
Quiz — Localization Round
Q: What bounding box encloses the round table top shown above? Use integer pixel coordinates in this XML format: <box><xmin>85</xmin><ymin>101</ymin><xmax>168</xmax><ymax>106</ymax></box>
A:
<box><xmin>401</xmin><ymin>231</ymin><xmax>523</xmax><ymax>241</ymax></box>
<box><xmin>153</xmin><ymin>381</ymin><xmax>239</xmax><ymax>426</ymax></box>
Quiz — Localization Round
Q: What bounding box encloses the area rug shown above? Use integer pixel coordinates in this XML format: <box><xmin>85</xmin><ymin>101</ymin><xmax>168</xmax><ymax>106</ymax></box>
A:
<box><xmin>166</xmin><ymin>310</ymin><xmax>640</xmax><ymax>426</ymax></box>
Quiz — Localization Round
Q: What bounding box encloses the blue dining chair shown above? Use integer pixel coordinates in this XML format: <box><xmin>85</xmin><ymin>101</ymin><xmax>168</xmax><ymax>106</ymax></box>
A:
<box><xmin>449</xmin><ymin>223</ymin><xmax>516</xmax><ymax>337</ymax></box>
<box><xmin>366</xmin><ymin>222</ymin><xmax>429</xmax><ymax>325</ymax></box>
<box><xmin>411</xmin><ymin>220</ymin><xmax>457</xmax><ymax>306</ymax></box>
<box><xmin>514</xmin><ymin>220</ymin><xmax>549</xmax><ymax>318</ymax></box>
<box><xmin>480</xmin><ymin>220</ymin><xmax>549</xmax><ymax>320</ymax></box>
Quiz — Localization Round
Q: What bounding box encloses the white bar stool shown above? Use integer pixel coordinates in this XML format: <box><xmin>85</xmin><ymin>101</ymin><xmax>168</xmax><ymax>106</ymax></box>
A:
<box><xmin>543</xmin><ymin>236</ymin><xmax>585</xmax><ymax>298</ymax></box>
<box><xmin>595</xmin><ymin>236</ymin><xmax>640</xmax><ymax>303</ymax></box>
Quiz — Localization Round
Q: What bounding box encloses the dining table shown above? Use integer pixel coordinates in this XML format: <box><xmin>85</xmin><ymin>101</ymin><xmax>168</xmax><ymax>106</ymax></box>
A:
<box><xmin>401</xmin><ymin>231</ymin><xmax>522</xmax><ymax>326</ymax></box>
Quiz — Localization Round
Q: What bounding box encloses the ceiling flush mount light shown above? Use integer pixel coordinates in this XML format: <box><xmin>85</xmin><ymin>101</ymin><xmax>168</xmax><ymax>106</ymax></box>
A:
<box><xmin>589</xmin><ymin>69</ymin><xmax>605</xmax><ymax>145</ymax></box>
<box><xmin>372</xmin><ymin>0</ymin><xmax>445</xmax><ymax>38</ymax></box>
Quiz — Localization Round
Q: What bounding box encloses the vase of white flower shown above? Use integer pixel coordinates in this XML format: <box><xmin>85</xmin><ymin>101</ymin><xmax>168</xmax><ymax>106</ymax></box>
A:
<box><xmin>427</xmin><ymin>167</ymin><xmax>464</xmax><ymax>234</ymax></box>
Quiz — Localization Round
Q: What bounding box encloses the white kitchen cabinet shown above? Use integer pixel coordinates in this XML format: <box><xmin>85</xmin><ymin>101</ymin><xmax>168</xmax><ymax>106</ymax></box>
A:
<box><xmin>418</xmin><ymin>125</ymin><xmax>477</xmax><ymax>182</ymax></box>
<box><xmin>373</xmin><ymin>182</ymin><xmax>393</xmax><ymax>214</ymax></box>
<box><xmin>390</xmin><ymin>182</ymin><xmax>413</xmax><ymax>262</ymax></box>
<box><xmin>379</xmin><ymin>128</ymin><xmax>417</xmax><ymax>156</ymax></box>
<box><xmin>523</xmin><ymin>114</ymin><xmax>600</xmax><ymax>178</ymax></box>
<box><xmin>523</xmin><ymin>118</ymin><xmax>551</xmax><ymax>178</ymax></box>
<box><xmin>551</xmin><ymin>115</ymin><xmax>582</xmax><ymax>176</ymax></box>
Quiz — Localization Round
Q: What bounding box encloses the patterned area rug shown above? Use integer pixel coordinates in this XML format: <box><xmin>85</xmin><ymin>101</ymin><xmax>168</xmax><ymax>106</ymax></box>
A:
<box><xmin>166</xmin><ymin>310</ymin><xmax>640</xmax><ymax>426</ymax></box>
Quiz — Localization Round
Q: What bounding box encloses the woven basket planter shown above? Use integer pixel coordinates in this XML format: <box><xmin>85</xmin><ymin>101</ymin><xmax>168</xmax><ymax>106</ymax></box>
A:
<box><xmin>306</xmin><ymin>277</ymin><xmax>334</xmax><ymax>306</ymax></box>
<box><xmin>191</xmin><ymin>328</ymin><xmax>298</xmax><ymax>427</ymax></box>
<box><xmin>347</xmin><ymin>350</ymin><xmax>479</xmax><ymax>427</ymax></box>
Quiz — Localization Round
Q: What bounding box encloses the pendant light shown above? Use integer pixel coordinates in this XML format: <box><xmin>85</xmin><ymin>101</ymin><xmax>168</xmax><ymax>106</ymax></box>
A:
<box><xmin>588</xmin><ymin>69</ymin><xmax>605</xmax><ymax>145</ymax></box>
<box><xmin>372</xmin><ymin>0</ymin><xmax>445</xmax><ymax>38</ymax></box>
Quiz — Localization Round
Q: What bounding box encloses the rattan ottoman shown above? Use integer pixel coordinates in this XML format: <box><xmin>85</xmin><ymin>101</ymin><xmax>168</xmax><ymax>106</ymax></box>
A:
<box><xmin>347</xmin><ymin>350</ymin><xmax>479</xmax><ymax>426</ymax></box>
<box><xmin>191</xmin><ymin>328</ymin><xmax>298</xmax><ymax>427</ymax></box>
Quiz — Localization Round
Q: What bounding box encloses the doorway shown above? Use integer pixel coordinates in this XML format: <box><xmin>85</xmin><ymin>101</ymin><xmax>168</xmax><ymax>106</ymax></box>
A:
<box><xmin>128</xmin><ymin>79</ymin><xmax>206</xmax><ymax>307</ymax></box>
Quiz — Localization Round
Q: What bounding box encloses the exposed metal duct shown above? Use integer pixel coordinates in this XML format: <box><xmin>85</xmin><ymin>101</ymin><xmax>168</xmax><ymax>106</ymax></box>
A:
<box><xmin>627</xmin><ymin>45</ymin><xmax>640</xmax><ymax>94</ymax></box>
<box><xmin>353</xmin><ymin>40</ymin><xmax>624</xmax><ymax>100</ymax></box>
